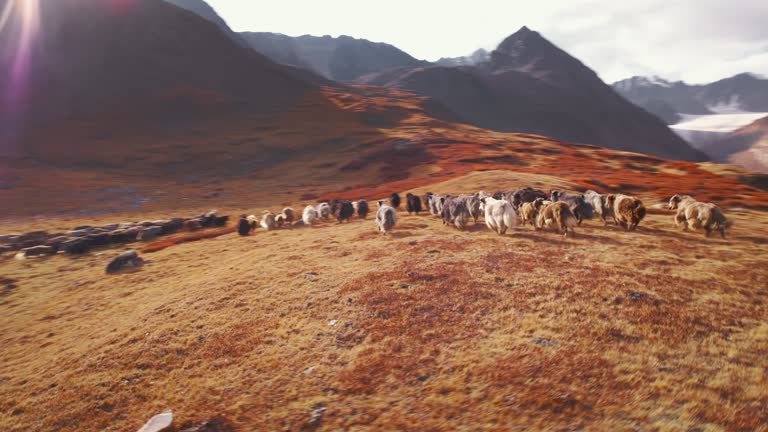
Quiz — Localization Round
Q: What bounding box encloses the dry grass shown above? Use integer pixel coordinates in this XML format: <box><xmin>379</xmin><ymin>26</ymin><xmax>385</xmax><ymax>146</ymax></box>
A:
<box><xmin>1</xmin><ymin>170</ymin><xmax>767</xmax><ymax>431</ymax></box>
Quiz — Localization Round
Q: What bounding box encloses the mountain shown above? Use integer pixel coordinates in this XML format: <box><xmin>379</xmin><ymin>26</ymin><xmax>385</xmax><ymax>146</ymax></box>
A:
<box><xmin>0</xmin><ymin>0</ymin><xmax>323</xmax><ymax>147</ymax></box>
<box><xmin>613</xmin><ymin>73</ymin><xmax>768</xmax><ymax>124</ymax></box>
<box><xmin>162</xmin><ymin>0</ymin><xmax>246</xmax><ymax>46</ymax></box>
<box><xmin>358</xmin><ymin>27</ymin><xmax>706</xmax><ymax>161</ymax></box>
<box><xmin>240</xmin><ymin>33</ymin><xmax>428</xmax><ymax>82</ymax></box>
<box><xmin>436</xmin><ymin>48</ymin><xmax>490</xmax><ymax>67</ymax></box>
<box><xmin>701</xmin><ymin>115</ymin><xmax>768</xmax><ymax>173</ymax></box>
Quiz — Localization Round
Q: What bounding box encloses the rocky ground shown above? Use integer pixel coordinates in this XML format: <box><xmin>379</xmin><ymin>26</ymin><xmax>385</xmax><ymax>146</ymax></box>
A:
<box><xmin>1</xmin><ymin>171</ymin><xmax>767</xmax><ymax>431</ymax></box>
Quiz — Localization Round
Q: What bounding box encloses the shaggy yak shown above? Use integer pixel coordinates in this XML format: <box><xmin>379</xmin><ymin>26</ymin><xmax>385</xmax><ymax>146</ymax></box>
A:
<box><xmin>316</xmin><ymin>202</ymin><xmax>331</xmax><ymax>220</ymax></box>
<box><xmin>520</xmin><ymin>197</ymin><xmax>546</xmax><ymax>227</ymax></box>
<box><xmin>441</xmin><ymin>196</ymin><xmax>471</xmax><ymax>230</ymax></box>
<box><xmin>333</xmin><ymin>200</ymin><xmax>355</xmax><ymax>223</ymax></box>
<box><xmin>428</xmin><ymin>193</ymin><xmax>443</xmax><ymax>216</ymax></box>
<box><xmin>423</xmin><ymin>192</ymin><xmax>434</xmax><ymax>213</ymax></box>
<box><xmin>281</xmin><ymin>208</ymin><xmax>297</xmax><ymax>226</ymax></box>
<box><xmin>550</xmin><ymin>190</ymin><xmax>594</xmax><ymax>225</ymax></box>
<box><xmin>390</xmin><ymin>193</ymin><xmax>402</xmax><ymax>209</ymax></box>
<box><xmin>302</xmin><ymin>205</ymin><xmax>319</xmax><ymax>226</ymax></box>
<box><xmin>537</xmin><ymin>201</ymin><xmax>578</xmax><ymax>237</ymax></box>
<box><xmin>406</xmin><ymin>193</ymin><xmax>423</xmax><ymax>214</ymax></box>
<box><xmin>584</xmin><ymin>190</ymin><xmax>616</xmax><ymax>226</ymax></box>
<box><xmin>246</xmin><ymin>215</ymin><xmax>258</xmax><ymax>231</ymax></box>
<box><xmin>238</xmin><ymin>215</ymin><xmax>252</xmax><ymax>236</ymax></box>
<box><xmin>668</xmin><ymin>194</ymin><xmax>731</xmax><ymax>238</ymax></box>
<box><xmin>511</xmin><ymin>187</ymin><xmax>548</xmax><ymax>209</ymax></box>
<box><xmin>376</xmin><ymin>200</ymin><xmax>397</xmax><ymax>234</ymax></box>
<box><xmin>480</xmin><ymin>196</ymin><xmax>516</xmax><ymax>235</ymax></box>
<box><xmin>356</xmin><ymin>199</ymin><xmax>370</xmax><ymax>219</ymax></box>
<box><xmin>456</xmin><ymin>193</ymin><xmax>483</xmax><ymax>224</ymax></box>
<box><xmin>275</xmin><ymin>214</ymin><xmax>286</xmax><ymax>228</ymax></box>
<box><xmin>260</xmin><ymin>211</ymin><xmax>276</xmax><ymax>231</ymax></box>
<box><xmin>606</xmin><ymin>194</ymin><xmax>646</xmax><ymax>231</ymax></box>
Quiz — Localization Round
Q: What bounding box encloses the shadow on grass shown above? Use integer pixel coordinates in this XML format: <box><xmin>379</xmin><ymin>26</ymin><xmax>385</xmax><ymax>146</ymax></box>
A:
<box><xmin>391</xmin><ymin>231</ymin><xmax>415</xmax><ymax>239</ymax></box>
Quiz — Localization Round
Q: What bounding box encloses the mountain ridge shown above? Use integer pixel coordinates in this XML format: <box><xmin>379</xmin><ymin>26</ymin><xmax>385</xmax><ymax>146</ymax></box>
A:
<box><xmin>357</xmin><ymin>26</ymin><xmax>707</xmax><ymax>161</ymax></box>
<box><xmin>240</xmin><ymin>32</ymin><xmax>428</xmax><ymax>82</ymax></box>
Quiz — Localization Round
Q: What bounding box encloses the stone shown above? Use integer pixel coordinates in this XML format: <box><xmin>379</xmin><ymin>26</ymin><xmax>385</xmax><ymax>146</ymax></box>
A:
<box><xmin>106</xmin><ymin>250</ymin><xmax>145</xmax><ymax>274</ymax></box>
<box><xmin>86</xmin><ymin>233</ymin><xmax>111</xmax><ymax>246</ymax></box>
<box><xmin>137</xmin><ymin>226</ymin><xmax>163</xmax><ymax>242</ymax></box>
<box><xmin>62</xmin><ymin>238</ymin><xmax>91</xmax><ymax>255</ymax></box>
<box><xmin>22</xmin><ymin>245</ymin><xmax>55</xmax><ymax>257</ymax></box>
<box><xmin>137</xmin><ymin>411</ymin><xmax>173</xmax><ymax>432</ymax></box>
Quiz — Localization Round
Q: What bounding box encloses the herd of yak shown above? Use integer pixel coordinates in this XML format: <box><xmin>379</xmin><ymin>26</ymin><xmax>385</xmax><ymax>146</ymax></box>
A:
<box><xmin>237</xmin><ymin>188</ymin><xmax>732</xmax><ymax>239</ymax></box>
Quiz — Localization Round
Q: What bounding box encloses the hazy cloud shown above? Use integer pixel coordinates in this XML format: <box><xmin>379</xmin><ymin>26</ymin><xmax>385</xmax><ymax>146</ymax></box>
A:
<box><xmin>208</xmin><ymin>0</ymin><xmax>768</xmax><ymax>83</ymax></box>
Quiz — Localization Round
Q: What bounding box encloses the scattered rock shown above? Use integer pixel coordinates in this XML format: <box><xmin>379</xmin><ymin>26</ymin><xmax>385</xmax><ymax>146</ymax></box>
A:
<box><xmin>18</xmin><ymin>231</ymin><xmax>49</xmax><ymax>242</ymax></box>
<box><xmin>0</xmin><ymin>277</ymin><xmax>17</xmax><ymax>296</ymax></box>
<box><xmin>86</xmin><ymin>233</ymin><xmax>112</xmax><ymax>246</ymax></box>
<box><xmin>305</xmin><ymin>405</ymin><xmax>326</xmax><ymax>429</ymax></box>
<box><xmin>0</xmin><ymin>234</ymin><xmax>20</xmax><ymax>244</ymax></box>
<box><xmin>106</xmin><ymin>250</ymin><xmax>145</xmax><ymax>274</ymax></box>
<box><xmin>161</xmin><ymin>218</ymin><xmax>184</xmax><ymax>234</ymax></box>
<box><xmin>531</xmin><ymin>337</ymin><xmax>557</xmax><ymax>347</ymax></box>
<box><xmin>137</xmin><ymin>226</ymin><xmax>163</xmax><ymax>242</ymax></box>
<box><xmin>62</xmin><ymin>238</ymin><xmax>91</xmax><ymax>255</ymax></box>
<box><xmin>184</xmin><ymin>219</ymin><xmax>202</xmax><ymax>231</ymax></box>
<box><xmin>137</xmin><ymin>411</ymin><xmax>173</xmax><ymax>432</ymax></box>
<box><xmin>68</xmin><ymin>229</ymin><xmax>93</xmax><ymax>238</ymax></box>
<box><xmin>22</xmin><ymin>245</ymin><xmax>55</xmax><ymax>257</ymax></box>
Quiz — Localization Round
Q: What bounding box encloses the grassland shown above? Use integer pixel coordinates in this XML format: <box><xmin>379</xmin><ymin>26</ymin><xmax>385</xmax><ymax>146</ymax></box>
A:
<box><xmin>1</xmin><ymin>170</ymin><xmax>767</xmax><ymax>431</ymax></box>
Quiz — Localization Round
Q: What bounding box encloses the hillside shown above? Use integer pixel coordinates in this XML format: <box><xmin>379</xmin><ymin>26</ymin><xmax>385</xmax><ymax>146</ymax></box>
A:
<box><xmin>162</xmin><ymin>0</ymin><xmax>246</xmax><ymax>46</ymax></box>
<box><xmin>0</xmin><ymin>0</ymin><xmax>324</xmax><ymax>157</ymax></box>
<box><xmin>702</xmin><ymin>116</ymin><xmax>768</xmax><ymax>173</ymax></box>
<box><xmin>240</xmin><ymin>33</ymin><xmax>428</xmax><ymax>82</ymax></box>
<box><xmin>357</xmin><ymin>27</ymin><xmax>706</xmax><ymax>162</ymax></box>
<box><xmin>2</xmin><ymin>170</ymin><xmax>767</xmax><ymax>431</ymax></box>
<box><xmin>2</xmin><ymin>3</ymin><xmax>768</xmax><ymax>431</ymax></box>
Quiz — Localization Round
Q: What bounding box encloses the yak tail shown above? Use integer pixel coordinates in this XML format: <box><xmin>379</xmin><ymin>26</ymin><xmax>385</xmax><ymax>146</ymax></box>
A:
<box><xmin>385</xmin><ymin>209</ymin><xmax>396</xmax><ymax>229</ymax></box>
<box><xmin>634</xmin><ymin>204</ymin><xmax>647</xmax><ymax>223</ymax></box>
<box><xmin>562</xmin><ymin>207</ymin><xmax>579</xmax><ymax>228</ymax></box>
<box><xmin>503</xmin><ymin>205</ymin><xmax>517</xmax><ymax>230</ymax></box>
<box><xmin>713</xmin><ymin>208</ymin><xmax>732</xmax><ymax>229</ymax></box>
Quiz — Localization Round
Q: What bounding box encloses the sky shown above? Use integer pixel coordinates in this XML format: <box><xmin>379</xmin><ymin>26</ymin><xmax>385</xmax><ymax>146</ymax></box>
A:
<box><xmin>206</xmin><ymin>0</ymin><xmax>768</xmax><ymax>84</ymax></box>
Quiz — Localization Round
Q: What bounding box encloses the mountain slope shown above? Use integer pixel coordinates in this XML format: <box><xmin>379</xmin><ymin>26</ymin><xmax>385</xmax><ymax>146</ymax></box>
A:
<box><xmin>358</xmin><ymin>27</ymin><xmax>706</xmax><ymax>161</ymax></box>
<box><xmin>0</xmin><ymin>0</ymin><xmax>327</xmax><ymax>154</ymax></box>
<box><xmin>162</xmin><ymin>0</ymin><xmax>246</xmax><ymax>46</ymax></box>
<box><xmin>240</xmin><ymin>33</ymin><xmax>428</xmax><ymax>82</ymax></box>
<box><xmin>613</xmin><ymin>73</ymin><xmax>768</xmax><ymax>123</ymax></box>
<box><xmin>701</xmin><ymin>115</ymin><xmax>768</xmax><ymax>173</ymax></box>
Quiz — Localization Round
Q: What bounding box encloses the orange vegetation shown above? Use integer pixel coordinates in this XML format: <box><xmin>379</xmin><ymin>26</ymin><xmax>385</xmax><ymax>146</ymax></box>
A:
<box><xmin>1</xmin><ymin>171</ymin><xmax>766</xmax><ymax>430</ymax></box>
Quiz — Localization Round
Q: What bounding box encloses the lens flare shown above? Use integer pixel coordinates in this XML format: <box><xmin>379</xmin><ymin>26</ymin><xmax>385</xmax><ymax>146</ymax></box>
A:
<box><xmin>2</xmin><ymin>0</ymin><xmax>39</xmax><ymax>121</ymax></box>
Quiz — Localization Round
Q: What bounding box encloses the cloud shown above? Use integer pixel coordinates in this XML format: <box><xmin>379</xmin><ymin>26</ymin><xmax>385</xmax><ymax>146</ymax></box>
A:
<box><xmin>208</xmin><ymin>0</ymin><xmax>768</xmax><ymax>83</ymax></box>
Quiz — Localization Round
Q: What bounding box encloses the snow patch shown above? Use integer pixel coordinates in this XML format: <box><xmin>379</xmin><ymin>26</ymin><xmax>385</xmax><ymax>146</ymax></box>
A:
<box><xmin>671</xmin><ymin>112</ymin><xmax>768</xmax><ymax>133</ymax></box>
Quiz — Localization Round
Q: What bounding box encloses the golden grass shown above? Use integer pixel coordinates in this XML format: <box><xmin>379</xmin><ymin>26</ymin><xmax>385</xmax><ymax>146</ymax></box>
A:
<box><xmin>1</xmin><ymin>170</ymin><xmax>767</xmax><ymax>431</ymax></box>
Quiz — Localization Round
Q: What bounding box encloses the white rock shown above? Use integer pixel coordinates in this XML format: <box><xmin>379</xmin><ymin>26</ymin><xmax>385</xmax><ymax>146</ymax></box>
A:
<box><xmin>137</xmin><ymin>411</ymin><xmax>173</xmax><ymax>432</ymax></box>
